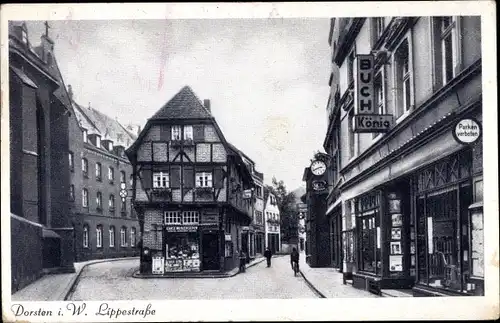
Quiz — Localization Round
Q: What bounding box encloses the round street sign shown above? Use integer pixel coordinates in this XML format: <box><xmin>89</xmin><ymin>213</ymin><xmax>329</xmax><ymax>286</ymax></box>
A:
<box><xmin>453</xmin><ymin>118</ymin><xmax>481</xmax><ymax>145</ymax></box>
<box><xmin>119</xmin><ymin>189</ymin><xmax>128</xmax><ymax>199</ymax></box>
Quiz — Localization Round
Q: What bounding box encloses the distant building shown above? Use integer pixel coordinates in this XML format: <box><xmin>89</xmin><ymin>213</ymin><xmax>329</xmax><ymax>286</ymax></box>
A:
<box><xmin>263</xmin><ymin>188</ymin><xmax>281</xmax><ymax>254</ymax></box>
<box><xmin>126</xmin><ymin>86</ymin><xmax>255</xmax><ymax>274</ymax></box>
<box><xmin>67</xmin><ymin>89</ymin><xmax>140</xmax><ymax>261</ymax></box>
<box><xmin>9</xmin><ymin>21</ymin><xmax>75</xmax><ymax>292</ymax></box>
<box><xmin>324</xmin><ymin>16</ymin><xmax>483</xmax><ymax>296</ymax></box>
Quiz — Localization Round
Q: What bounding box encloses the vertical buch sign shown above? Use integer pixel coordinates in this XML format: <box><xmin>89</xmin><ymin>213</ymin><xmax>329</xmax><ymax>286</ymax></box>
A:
<box><xmin>353</xmin><ymin>54</ymin><xmax>394</xmax><ymax>133</ymax></box>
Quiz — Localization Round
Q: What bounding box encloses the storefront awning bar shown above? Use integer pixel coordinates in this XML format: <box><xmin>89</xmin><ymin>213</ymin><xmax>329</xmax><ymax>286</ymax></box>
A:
<box><xmin>326</xmin><ymin>197</ymin><xmax>342</xmax><ymax>216</ymax></box>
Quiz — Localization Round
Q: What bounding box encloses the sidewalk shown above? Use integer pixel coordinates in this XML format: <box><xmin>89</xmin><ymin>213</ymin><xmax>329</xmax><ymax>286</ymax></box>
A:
<box><xmin>298</xmin><ymin>253</ymin><xmax>379</xmax><ymax>298</ymax></box>
<box><xmin>133</xmin><ymin>256</ymin><xmax>266</xmax><ymax>279</ymax></box>
<box><xmin>11</xmin><ymin>257</ymin><xmax>139</xmax><ymax>301</ymax></box>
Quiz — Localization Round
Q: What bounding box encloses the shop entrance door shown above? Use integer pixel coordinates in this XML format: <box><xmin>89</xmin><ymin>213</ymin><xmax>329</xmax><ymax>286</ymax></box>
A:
<box><xmin>202</xmin><ymin>232</ymin><xmax>219</xmax><ymax>271</ymax></box>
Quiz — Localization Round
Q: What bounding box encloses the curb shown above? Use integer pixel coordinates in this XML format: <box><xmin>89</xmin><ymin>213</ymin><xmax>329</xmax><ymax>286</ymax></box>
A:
<box><xmin>63</xmin><ymin>257</ymin><xmax>139</xmax><ymax>301</ymax></box>
<box><xmin>132</xmin><ymin>257</ymin><xmax>266</xmax><ymax>279</ymax></box>
<box><xmin>299</xmin><ymin>269</ymin><xmax>327</xmax><ymax>298</ymax></box>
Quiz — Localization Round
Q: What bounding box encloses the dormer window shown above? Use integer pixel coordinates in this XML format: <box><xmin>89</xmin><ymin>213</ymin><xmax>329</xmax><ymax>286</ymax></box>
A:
<box><xmin>95</xmin><ymin>135</ymin><xmax>101</xmax><ymax>148</ymax></box>
<box><xmin>83</xmin><ymin>129</ymin><xmax>88</xmax><ymax>143</ymax></box>
<box><xmin>108</xmin><ymin>141</ymin><xmax>113</xmax><ymax>151</ymax></box>
<box><xmin>21</xmin><ymin>28</ymin><xmax>28</xmax><ymax>44</ymax></box>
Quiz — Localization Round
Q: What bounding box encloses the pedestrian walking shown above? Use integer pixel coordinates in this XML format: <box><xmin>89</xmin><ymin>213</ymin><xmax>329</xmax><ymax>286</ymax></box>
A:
<box><xmin>239</xmin><ymin>250</ymin><xmax>247</xmax><ymax>273</ymax></box>
<box><xmin>264</xmin><ymin>247</ymin><xmax>272</xmax><ymax>267</ymax></box>
<box><xmin>290</xmin><ymin>247</ymin><xmax>300</xmax><ymax>276</ymax></box>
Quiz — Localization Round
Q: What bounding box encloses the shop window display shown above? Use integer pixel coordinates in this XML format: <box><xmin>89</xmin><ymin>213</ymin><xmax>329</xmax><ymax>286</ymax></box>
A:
<box><xmin>165</xmin><ymin>233</ymin><xmax>200</xmax><ymax>272</ymax></box>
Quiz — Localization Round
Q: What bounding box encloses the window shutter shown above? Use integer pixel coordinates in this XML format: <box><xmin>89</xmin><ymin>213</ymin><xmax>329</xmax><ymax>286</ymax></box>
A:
<box><xmin>183</xmin><ymin>166</ymin><xmax>194</xmax><ymax>189</ymax></box>
<box><xmin>171</xmin><ymin>166</ymin><xmax>181</xmax><ymax>188</ymax></box>
<box><xmin>141</xmin><ymin>169</ymin><xmax>152</xmax><ymax>189</ymax></box>
<box><xmin>214</xmin><ymin>167</ymin><xmax>224</xmax><ymax>189</ymax></box>
<box><xmin>160</xmin><ymin>125</ymin><xmax>171</xmax><ymax>141</ymax></box>
<box><xmin>193</xmin><ymin>125</ymin><xmax>204</xmax><ymax>141</ymax></box>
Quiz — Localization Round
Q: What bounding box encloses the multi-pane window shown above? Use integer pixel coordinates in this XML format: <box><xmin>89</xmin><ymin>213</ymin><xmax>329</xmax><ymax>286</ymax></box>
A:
<box><xmin>394</xmin><ymin>39</ymin><xmax>412</xmax><ymax>118</ymax></box>
<box><xmin>196</xmin><ymin>172</ymin><xmax>213</xmax><ymax>188</ymax></box>
<box><xmin>374</xmin><ymin>17</ymin><xmax>385</xmax><ymax>41</ymax></box>
<box><xmin>256</xmin><ymin>186</ymin><xmax>262</xmax><ymax>198</ymax></box>
<box><xmin>82</xmin><ymin>188</ymin><xmax>89</xmax><ymax>207</ymax></box>
<box><xmin>183</xmin><ymin>125</ymin><xmax>193</xmax><ymax>140</ymax></box>
<box><xmin>96</xmin><ymin>225</ymin><xmax>103</xmax><ymax>248</ymax></box>
<box><xmin>171</xmin><ymin>125</ymin><xmax>181</xmax><ymax>140</ymax></box>
<box><xmin>130</xmin><ymin>228</ymin><xmax>136</xmax><ymax>247</ymax></box>
<box><xmin>69</xmin><ymin>185</ymin><xmax>75</xmax><ymax>201</ymax></box>
<box><xmin>434</xmin><ymin>16</ymin><xmax>458</xmax><ymax>85</ymax></box>
<box><xmin>165</xmin><ymin>211</ymin><xmax>182</xmax><ymax>224</ymax></box>
<box><xmin>153</xmin><ymin>172</ymin><xmax>169</xmax><ymax>188</ymax></box>
<box><xmin>108</xmin><ymin>167</ymin><xmax>114</xmax><ymax>182</ymax></box>
<box><xmin>69</xmin><ymin>152</ymin><xmax>74</xmax><ymax>171</ymax></box>
<box><xmin>256</xmin><ymin>211</ymin><xmax>263</xmax><ymax>224</ymax></box>
<box><xmin>96</xmin><ymin>163</ymin><xmax>102</xmax><ymax>181</ymax></box>
<box><xmin>96</xmin><ymin>191</ymin><xmax>102</xmax><ymax>209</ymax></box>
<box><xmin>82</xmin><ymin>158</ymin><xmax>88</xmax><ymax>176</ymax></box>
<box><xmin>120</xmin><ymin>171</ymin><xmax>126</xmax><ymax>183</ymax></box>
<box><xmin>21</xmin><ymin>28</ymin><xmax>28</xmax><ymax>44</ymax></box>
<box><xmin>182</xmin><ymin>211</ymin><xmax>200</xmax><ymax>224</ymax></box>
<box><xmin>83</xmin><ymin>225</ymin><xmax>89</xmax><ymax>248</ymax></box>
<box><xmin>83</xmin><ymin>129</ymin><xmax>88</xmax><ymax>143</ymax></box>
<box><xmin>109</xmin><ymin>226</ymin><xmax>115</xmax><ymax>247</ymax></box>
<box><xmin>109</xmin><ymin>194</ymin><xmax>115</xmax><ymax>210</ymax></box>
<box><xmin>120</xmin><ymin>227</ymin><xmax>127</xmax><ymax>247</ymax></box>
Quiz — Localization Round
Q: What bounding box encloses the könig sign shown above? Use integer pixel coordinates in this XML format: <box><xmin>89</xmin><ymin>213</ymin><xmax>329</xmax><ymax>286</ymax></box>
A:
<box><xmin>353</xmin><ymin>54</ymin><xmax>393</xmax><ymax>133</ymax></box>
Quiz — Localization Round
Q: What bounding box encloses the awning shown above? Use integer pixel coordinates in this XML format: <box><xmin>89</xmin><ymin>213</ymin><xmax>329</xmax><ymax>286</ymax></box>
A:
<box><xmin>326</xmin><ymin>198</ymin><xmax>342</xmax><ymax>216</ymax></box>
<box><xmin>42</xmin><ymin>228</ymin><xmax>61</xmax><ymax>239</ymax></box>
<box><xmin>10</xmin><ymin>66</ymin><xmax>38</xmax><ymax>89</ymax></box>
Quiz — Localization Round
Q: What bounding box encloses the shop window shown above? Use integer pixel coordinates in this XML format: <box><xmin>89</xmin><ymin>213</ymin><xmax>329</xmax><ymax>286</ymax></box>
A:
<box><xmin>182</xmin><ymin>211</ymin><xmax>199</xmax><ymax>224</ymax></box>
<box><xmin>183</xmin><ymin>125</ymin><xmax>193</xmax><ymax>140</ymax></box>
<box><xmin>153</xmin><ymin>171</ymin><xmax>169</xmax><ymax>188</ymax></box>
<box><xmin>120</xmin><ymin>227</ymin><xmax>127</xmax><ymax>247</ymax></box>
<box><xmin>394</xmin><ymin>38</ymin><xmax>413</xmax><ymax>119</ymax></box>
<box><xmin>165</xmin><ymin>233</ymin><xmax>200</xmax><ymax>272</ymax></box>
<box><xmin>96</xmin><ymin>163</ymin><xmax>102</xmax><ymax>181</ymax></box>
<box><xmin>196</xmin><ymin>172</ymin><xmax>213</xmax><ymax>188</ymax></box>
<box><xmin>356</xmin><ymin>192</ymin><xmax>381</xmax><ymax>274</ymax></box>
<box><xmin>96</xmin><ymin>225</ymin><xmax>103</xmax><ymax>248</ymax></box>
<box><xmin>109</xmin><ymin>226</ymin><xmax>115</xmax><ymax>247</ymax></box>
<box><xmin>82</xmin><ymin>188</ymin><xmax>89</xmax><ymax>208</ymax></box>
<box><xmin>165</xmin><ymin>211</ymin><xmax>181</xmax><ymax>224</ymax></box>
<box><xmin>171</xmin><ymin>125</ymin><xmax>181</xmax><ymax>140</ymax></box>
<box><xmin>83</xmin><ymin>225</ymin><xmax>89</xmax><ymax>248</ymax></box>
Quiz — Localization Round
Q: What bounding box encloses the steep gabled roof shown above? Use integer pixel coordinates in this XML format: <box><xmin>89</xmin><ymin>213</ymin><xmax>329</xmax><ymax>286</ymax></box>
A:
<box><xmin>151</xmin><ymin>86</ymin><xmax>212</xmax><ymax>120</ymax></box>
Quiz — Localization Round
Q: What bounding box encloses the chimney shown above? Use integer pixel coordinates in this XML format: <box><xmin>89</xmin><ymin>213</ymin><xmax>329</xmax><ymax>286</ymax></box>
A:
<box><xmin>67</xmin><ymin>85</ymin><xmax>73</xmax><ymax>100</ymax></box>
<box><xmin>203</xmin><ymin>99</ymin><xmax>211</xmax><ymax>113</ymax></box>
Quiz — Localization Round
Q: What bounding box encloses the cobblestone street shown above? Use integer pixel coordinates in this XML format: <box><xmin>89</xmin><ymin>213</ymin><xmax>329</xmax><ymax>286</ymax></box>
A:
<box><xmin>68</xmin><ymin>257</ymin><xmax>318</xmax><ymax>300</ymax></box>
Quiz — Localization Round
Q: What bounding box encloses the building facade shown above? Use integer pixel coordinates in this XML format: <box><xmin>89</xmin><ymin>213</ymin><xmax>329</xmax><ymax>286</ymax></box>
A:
<box><xmin>263</xmin><ymin>188</ymin><xmax>281</xmax><ymax>254</ymax></box>
<box><xmin>323</xmin><ymin>16</ymin><xmax>483</xmax><ymax>296</ymax></box>
<box><xmin>68</xmin><ymin>90</ymin><xmax>140</xmax><ymax>261</ymax></box>
<box><xmin>126</xmin><ymin>86</ymin><xmax>255</xmax><ymax>274</ymax></box>
<box><xmin>9</xmin><ymin>22</ymin><xmax>75</xmax><ymax>292</ymax></box>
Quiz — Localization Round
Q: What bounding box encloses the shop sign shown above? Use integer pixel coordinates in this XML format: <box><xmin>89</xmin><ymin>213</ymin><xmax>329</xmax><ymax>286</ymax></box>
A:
<box><xmin>312</xmin><ymin>180</ymin><xmax>327</xmax><ymax>191</ymax></box>
<box><xmin>297</xmin><ymin>203</ymin><xmax>308</xmax><ymax>213</ymax></box>
<box><xmin>241</xmin><ymin>226</ymin><xmax>249</xmax><ymax>231</ymax></box>
<box><xmin>202</xmin><ymin>212</ymin><xmax>219</xmax><ymax>224</ymax></box>
<box><xmin>152</xmin><ymin>257</ymin><xmax>165</xmax><ymax>275</ymax></box>
<box><xmin>353</xmin><ymin>54</ymin><xmax>394</xmax><ymax>133</ymax></box>
<box><xmin>165</xmin><ymin>226</ymin><xmax>198</xmax><ymax>233</ymax></box>
<box><xmin>453</xmin><ymin>118</ymin><xmax>482</xmax><ymax>145</ymax></box>
<box><xmin>242</xmin><ymin>189</ymin><xmax>253</xmax><ymax>199</ymax></box>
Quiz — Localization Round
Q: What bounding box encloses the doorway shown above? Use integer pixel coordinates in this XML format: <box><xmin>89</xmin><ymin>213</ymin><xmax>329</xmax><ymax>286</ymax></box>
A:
<box><xmin>202</xmin><ymin>231</ymin><xmax>219</xmax><ymax>271</ymax></box>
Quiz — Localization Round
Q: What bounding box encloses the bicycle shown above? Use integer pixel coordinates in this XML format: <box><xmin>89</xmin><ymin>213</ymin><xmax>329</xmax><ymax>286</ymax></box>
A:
<box><xmin>292</xmin><ymin>261</ymin><xmax>299</xmax><ymax>276</ymax></box>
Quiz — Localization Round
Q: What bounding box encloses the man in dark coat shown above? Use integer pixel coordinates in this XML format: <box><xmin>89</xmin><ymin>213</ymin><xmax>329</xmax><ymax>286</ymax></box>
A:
<box><xmin>264</xmin><ymin>247</ymin><xmax>272</xmax><ymax>267</ymax></box>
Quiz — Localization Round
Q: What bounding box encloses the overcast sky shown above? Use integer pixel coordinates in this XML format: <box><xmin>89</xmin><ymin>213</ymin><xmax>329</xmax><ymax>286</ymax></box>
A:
<box><xmin>26</xmin><ymin>19</ymin><xmax>330</xmax><ymax>191</ymax></box>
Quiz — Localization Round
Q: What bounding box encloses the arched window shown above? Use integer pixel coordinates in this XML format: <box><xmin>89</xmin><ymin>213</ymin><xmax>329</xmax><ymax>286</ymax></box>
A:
<box><xmin>82</xmin><ymin>158</ymin><xmax>88</xmax><ymax>176</ymax></box>
<box><xmin>96</xmin><ymin>191</ymin><xmax>102</xmax><ymax>211</ymax></box>
<box><xmin>96</xmin><ymin>163</ymin><xmax>102</xmax><ymax>181</ymax></box>
<box><xmin>82</xmin><ymin>188</ymin><xmax>89</xmax><ymax>208</ymax></box>
<box><xmin>109</xmin><ymin>194</ymin><xmax>115</xmax><ymax>211</ymax></box>
<box><xmin>130</xmin><ymin>227</ymin><xmax>136</xmax><ymax>247</ymax></box>
<box><xmin>109</xmin><ymin>226</ymin><xmax>115</xmax><ymax>248</ymax></box>
<box><xmin>96</xmin><ymin>225</ymin><xmax>103</xmax><ymax>248</ymax></box>
<box><xmin>120</xmin><ymin>227</ymin><xmax>127</xmax><ymax>247</ymax></box>
<box><xmin>83</xmin><ymin>225</ymin><xmax>89</xmax><ymax>248</ymax></box>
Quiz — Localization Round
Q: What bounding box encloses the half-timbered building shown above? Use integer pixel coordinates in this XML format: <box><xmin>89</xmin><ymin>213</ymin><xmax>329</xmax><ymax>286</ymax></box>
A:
<box><xmin>126</xmin><ymin>86</ymin><xmax>254</xmax><ymax>274</ymax></box>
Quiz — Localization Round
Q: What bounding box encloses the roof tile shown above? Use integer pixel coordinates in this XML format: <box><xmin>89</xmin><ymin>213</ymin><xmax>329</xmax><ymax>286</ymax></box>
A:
<box><xmin>151</xmin><ymin>86</ymin><xmax>212</xmax><ymax>120</ymax></box>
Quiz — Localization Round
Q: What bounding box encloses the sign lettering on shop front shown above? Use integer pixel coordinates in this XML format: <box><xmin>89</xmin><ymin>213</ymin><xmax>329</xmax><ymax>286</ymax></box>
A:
<box><xmin>165</xmin><ymin>226</ymin><xmax>198</xmax><ymax>233</ymax></box>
